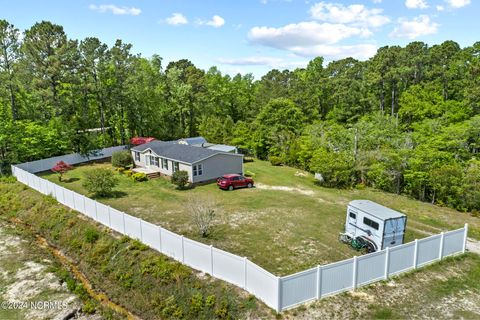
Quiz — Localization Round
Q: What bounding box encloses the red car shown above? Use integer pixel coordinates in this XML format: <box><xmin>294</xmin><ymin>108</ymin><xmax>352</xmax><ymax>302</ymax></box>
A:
<box><xmin>217</xmin><ymin>174</ymin><xmax>254</xmax><ymax>191</ymax></box>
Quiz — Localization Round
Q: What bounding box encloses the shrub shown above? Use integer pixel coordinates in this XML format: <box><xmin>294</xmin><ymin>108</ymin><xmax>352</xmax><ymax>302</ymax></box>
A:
<box><xmin>84</xmin><ymin>228</ymin><xmax>100</xmax><ymax>243</ymax></box>
<box><xmin>184</xmin><ymin>196</ymin><xmax>217</xmax><ymax>237</ymax></box>
<box><xmin>82</xmin><ymin>168</ymin><xmax>118</xmax><ymax>197</ymax></box>
<box><xmin>115</xmin><ymin>167</ymin><xmax>126</xmax><ymax>173</ymax></box>
<box><xmin>51</xmin><ymin>161</ymin><xmax>73</xmax><ymax>181</ymax></box>
<box><xmin>171</xmin><ymin>170</ymin><xmax>189</xmax><ymax>189</ymax></box>
<box><xmin>111</xmin><ymin>150</ymin><xmax>133</xmax><ymax>168</ymax></box>
<box><xmin>205</xmin><ymin>295</ymin><xmax>216</xmax><ymax>308</ymax></box>
<box><xmin>190</xmin><ymin>293</ymin><xmax>204</xmax><ymax>315</ymax></box>
<box><xmin>269</xmin><ymin>156</ymin><xmax>282</xmax><ymax>166</ymax></box>
<box><xmin>82</xmin><ymin>300</ymin><xmax>96</xmax><ymax>314</ymax></box>
<box><xmin>124</xmin><ymin>169</ymin><xmax>133</xmax><ymax>177</ymax></box>
<box><xmin>131</xmin><ymin>172</ymin><xmax>148</xmax><ymax>182</ymax></box>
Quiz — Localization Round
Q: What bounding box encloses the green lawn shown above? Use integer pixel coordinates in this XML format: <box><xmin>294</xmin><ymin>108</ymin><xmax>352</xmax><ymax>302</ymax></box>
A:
<box><xmin>40</xmin><ymin>160</ymin><xmax>480</xmax><ymax>276</ymax></box>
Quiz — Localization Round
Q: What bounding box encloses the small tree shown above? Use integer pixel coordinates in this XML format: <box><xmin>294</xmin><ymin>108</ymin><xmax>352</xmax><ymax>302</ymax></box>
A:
<box><xmin>51</xmin><ymin>161</ymin><xmax>73</xmax><ymax>182</ymax></box>
<box><xmin>171</xmin><ymin>170</ymin><xmax>189</xmax><ymax>189</ymax></box>
<box><xmin>82</xmin><ymin>168</ymin><xmax>118</xmax><ymax>197</ymax></box>
<box><xmin>184</xmin><ymin>196</ymin><xmax>218</xmax><ymax>237</ymax></box>
<box><xmin>111</xmin><ymin>150</ymin><xmax>133</xmax><ymax>168</ymax></box>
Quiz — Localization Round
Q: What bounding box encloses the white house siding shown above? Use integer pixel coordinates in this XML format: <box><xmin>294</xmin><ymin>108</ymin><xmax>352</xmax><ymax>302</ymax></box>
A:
<box><xmin>179</xmin><ymin>163</ymin><xmax>193</xmax><ymax>182</ymax></box>
<box><xmin>132</xmin><ymin>150</ymin><xmax>145</xmax><ymax>168</ymax></box>
<box><xmin>132</xmin><ymin>150</ymin><xmax>194</xmax><ymax>181</ymax></box>
<box><xmin>192</xmin><ymin>153</ymin><xmax>243</xmax><ymax>183</ymax></box>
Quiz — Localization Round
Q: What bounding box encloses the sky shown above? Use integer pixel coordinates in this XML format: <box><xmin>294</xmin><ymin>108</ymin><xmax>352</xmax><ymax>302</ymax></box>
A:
<box><xmin>1</xmin><ymin>0</ymin><xmax>478</xmax><ymax>79</ymax></box>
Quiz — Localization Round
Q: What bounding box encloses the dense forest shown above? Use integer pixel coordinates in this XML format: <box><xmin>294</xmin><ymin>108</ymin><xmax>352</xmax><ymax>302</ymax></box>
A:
<box><xmin>1</xmin><ymin>20</ymin><xmax>479</xmax><ymax>212</ymax></box>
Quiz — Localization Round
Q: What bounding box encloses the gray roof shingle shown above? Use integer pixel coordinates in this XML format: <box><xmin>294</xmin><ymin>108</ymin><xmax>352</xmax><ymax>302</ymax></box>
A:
<box><xmin>131</xmin><ymin>140</ymin><xmax>237</xmax><ymax>164</ymax></box>
<box><xmin>178</xmin><ymin>136</ymin><xmax>207</xmax><ymax>145</ymax></box>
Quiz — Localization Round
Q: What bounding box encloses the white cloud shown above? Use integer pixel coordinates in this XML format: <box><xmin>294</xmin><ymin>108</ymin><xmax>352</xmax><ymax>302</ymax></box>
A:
<box><xmin>309</xmin><ymin>2</ymin><xmax>390</xmax><ymax>28</ymax></box>
<box><xmin>249</xmin><ymin>22</ymin><xmax>371</xmax><ymax>49</ymax></box>
<box><xmin>390</xmin><ymin>15</ymin><xmax>438</xmax><ymax>39</ymax></box>
<box><xmin>217</xmin><ymin>56</ymin><xmax>284</xmax><ymax>66</ymax></box>
<box><xmin>195</xmin><ymin>15</ymin><xmax>226</xmax><ymax>28</ymax></box>
<box><xmin>436</xmin><ymin>5</ymin><xmax>445</xmax><ymax>10</ymax></box>
<box><xmin>405</xmin><ymin>0</ymin><xmax>429</xmax><ymax>9</ymax></box>
<box><xmin>206</xmin><ymin>15</ymin><xmax>225</xmax><ymax>28</ymax></box>
<box><xmin>288</xmin><ymin>44</ymin><xmax>378</xmax><ymax>60</ymax></box>
<box><xmin>89</xmin><ymin>4</ymin><xmax>141</xmax><ymax>16</ymax></box>
<box><xmin>248</xmin><ymin>21</ymin><xmax>377</xmax><ymax>60</ymax></box>
<box><xmin>445</xmin><ymin>0</ymin><xmax>470</xmax><ymax>8</ymax></box>
<box><xmin>372</xmin><ymin>0</ymin><xmax>382</xmax><ymax>3</ymax></box>
<box><xmin>165</xmin><ymin>13</ymin><xmax>188</xmax><ymax>26</ymax></box>
<box><xmin>217</xmin><ymin>56</ymin><xmax>309</xmax><ymax>69</ymax></box>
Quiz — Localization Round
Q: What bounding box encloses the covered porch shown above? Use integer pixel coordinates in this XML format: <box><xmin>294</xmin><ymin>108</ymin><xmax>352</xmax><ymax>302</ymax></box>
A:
<box><xmin>132</xmin><ymin>167</ymin><xmax>161</xmax><ymax>179</ymax></box>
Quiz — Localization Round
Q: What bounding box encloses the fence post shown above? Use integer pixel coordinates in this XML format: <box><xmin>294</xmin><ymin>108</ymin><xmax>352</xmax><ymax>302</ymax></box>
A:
<box><xmin>352</xmin><ymin>256</ymin><xmax>358</xmax><ymax>289</ymax></box>
<box><xmin>71</xmin><ymin>188</ymin><xmax>76</xmax><ymax>208</ymax></box>
<box><xmin>122</xmin><ymin>213</ymin><xmax>126</xmax><ymax>234</ymax></box>
<box><xmin>276</xmin><ymin>276</ymin><xmax>282</xmax><ymax>313</ymax></box>
<box><xmin>413</xmin><ymin>239</ymin><xmax>419</xmax><ymax>269</ymax></box>
<box><xmin>244</xmin><ymin>257</ymin><xmax>248</xmax><ymax>289</ymax></box>
<box><xmin>384</xmin><ymin>247</ymin><xmax>390</xmax><ymax>280</ymax></box>
<box><xmin>158</xmin><ymin>227</ymin><xmax>163</xmax><ymax>253</ymax></box>
<box><xmin>94</xmin><ymin>200</ymin><xmax>98</xmax><ymax>221</ymax></box>
<box><xmin>463</xmin><ymin>223</ymin><xmax>468</xmax><ymax>253</ymax></box>
<box><xmin>139</xmin><ymin>219</ymin><xmax>143</xmax><ymax>241</ymax></box>
<box><xmin>438</xmin><ymin>232</ymin><xmax>444</xmax><ymax>260</ymax></box>
<box><xmin>107</xmin><ymin>206</ymin><xmax>112</xmax><ymax>227</ymax></box>
<box><xmin>82</xmin><ymin>195</ymin><xmax>87</xmax><ymax>215</ymax></box>
<box><xmin>210</xmin><ymin>245</ymin><xmax>214</xmax><ymax>276</ymax></box>
<box><xmin>316</xmin><ymin>265</ymin><xmax>321</xmax><ymax>299</ymax></box>
<box><xmin>181</xmin><ymin>235</ymin><xmax>185</xmax><ymax>262</ymax></box>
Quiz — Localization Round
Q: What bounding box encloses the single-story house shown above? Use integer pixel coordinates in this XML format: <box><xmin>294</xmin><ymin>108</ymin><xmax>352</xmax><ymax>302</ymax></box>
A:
<box><xmin>131</xmin><ymin>140</ymin><xmax>244</xmax><ymax>183</ymax></box>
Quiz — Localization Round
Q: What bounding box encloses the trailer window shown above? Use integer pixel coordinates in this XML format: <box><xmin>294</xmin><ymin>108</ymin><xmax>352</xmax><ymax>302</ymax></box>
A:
<box><xmin>349</xmin><ymin>211</ymin><xmax>356</xmax><ymax>219</ymax></box>
<box><xmin>363</xmin><ymin>217</ymin><xmax>379</xmax><ymax>230</ymax></box>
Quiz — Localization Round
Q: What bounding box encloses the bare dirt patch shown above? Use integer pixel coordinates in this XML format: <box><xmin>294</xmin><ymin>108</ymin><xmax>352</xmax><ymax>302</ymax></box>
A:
<box><xmin>0</xmin><ymin>227</ymin><xmax>100</xmax><ymax>320</ymax></box>
<box><xmin>255</xmin><ymin>182</ymin><xmax>316</xmax><ymax>196</ymax></box>
<box><xmin>467</xmin><ymin>238</ymin><xmax>480</xmax><ymax>255</ymax></box>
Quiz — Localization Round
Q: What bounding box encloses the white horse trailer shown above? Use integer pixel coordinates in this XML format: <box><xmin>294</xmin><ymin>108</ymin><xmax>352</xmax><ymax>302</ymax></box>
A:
<box><xmin>345</xmin><ymin>200</ymin><xmax>407</xmax><ymax>252</ymax></box>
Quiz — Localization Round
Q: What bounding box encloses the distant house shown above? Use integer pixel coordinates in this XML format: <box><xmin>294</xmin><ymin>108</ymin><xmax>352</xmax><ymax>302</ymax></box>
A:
<box><xmin>177</xmin><ymin>136</ymin><xmax>237</xmax><ymax>153</ymax></box>
<box><xmin>131</xmin><ymin>140</ymin><xmax>243</xmax><ymax>183</ymax></box>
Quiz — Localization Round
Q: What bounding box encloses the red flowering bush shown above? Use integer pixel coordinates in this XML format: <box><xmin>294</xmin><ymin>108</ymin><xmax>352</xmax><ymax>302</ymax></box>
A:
<box><xmin>130</xmin><ymin>137</ymin><xmax>156</xmax><ymax>146</ymax></box>
<box><xmin>51</xmin><ymin>161</ymin><xmax>73</xmax><ymax>182</ymax></box>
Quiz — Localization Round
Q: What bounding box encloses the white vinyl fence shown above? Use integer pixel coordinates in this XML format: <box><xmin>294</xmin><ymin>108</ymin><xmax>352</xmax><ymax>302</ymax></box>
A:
<box><xmin>11</xmin><ymin>147</ymin><xmax>469</xmax><ymax>312</ymax></box>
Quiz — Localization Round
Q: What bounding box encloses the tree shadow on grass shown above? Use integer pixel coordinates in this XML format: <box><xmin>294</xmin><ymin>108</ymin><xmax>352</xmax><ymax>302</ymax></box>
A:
<box><xmin>176</xmin><ymin>184</ymin><xmax>195</xmax><ymax>191</ymax></box>
<box><xmin>63</xmin><ymin>177</ymin><xmax>80</xmax><ymax>183</ymax></box>
<box><xmin>92</xmin><ymin>190</ymin><xmax>128</xmax><ymax>199</ymax></box>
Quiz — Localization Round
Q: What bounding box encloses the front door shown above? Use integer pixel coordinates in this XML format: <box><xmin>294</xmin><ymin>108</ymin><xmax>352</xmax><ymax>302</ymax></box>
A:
<box><xmin>145</xmin><ymin>155</ymin><xmax>150</xmax><ymax>167</ymax></box>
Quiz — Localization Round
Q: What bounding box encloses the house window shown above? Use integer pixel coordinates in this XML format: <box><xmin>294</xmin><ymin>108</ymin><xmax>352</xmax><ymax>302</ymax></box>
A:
<box><xmin>173</xmin><ymin>161</ymin><xmax>179</xmax><ymax>172</ymax></box>
<box><xmin>154</xmin><ymin>157</ymin><xmax>159</xmax><ymax>167</ymax></box>
<box><xmin>193</xmin><ymin>164</ymin><xmax>203</xmax><ymax>176</ymax></box>
<box><xmin>161</xmin><ymin>158</ymin><xmax>168</xmax><ymax>170</ymax></box>
<box><xmin>134</xmin><ymin>152</ymin><xmax>140</xmax><ymax>162</ymax></box>
<box><xmin>363</xmin><ymin>217</ymin><xmax>379</xmax><ymax>230</ymax></box>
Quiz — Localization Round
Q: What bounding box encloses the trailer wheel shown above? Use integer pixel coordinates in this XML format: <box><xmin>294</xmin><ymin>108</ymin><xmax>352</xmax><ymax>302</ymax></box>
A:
<box><xmin>365</xmin><ymin>240</ymin><xmax>377</xmax><ymax>253</ymax></box>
